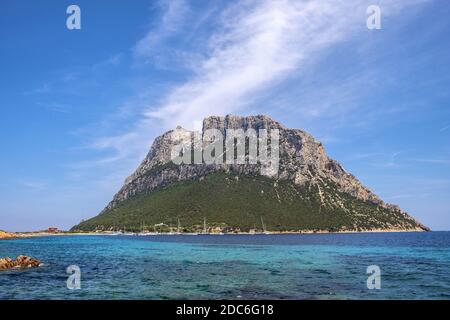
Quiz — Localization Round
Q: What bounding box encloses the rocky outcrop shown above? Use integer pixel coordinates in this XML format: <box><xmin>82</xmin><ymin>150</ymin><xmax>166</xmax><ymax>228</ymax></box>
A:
<box><xmin>0</xmin><ymin>255</ymin><xmax>42</xmax><ymax>270</ymax></box>
<box><xmin>0</xmin><ymin>230</ymin><xmax>17</xmax><ymax>240</ymax></box>
<box><xmin>81</xmin><ymin>115</ymin><xmax>427</xmax><ymax>232</ymax></box>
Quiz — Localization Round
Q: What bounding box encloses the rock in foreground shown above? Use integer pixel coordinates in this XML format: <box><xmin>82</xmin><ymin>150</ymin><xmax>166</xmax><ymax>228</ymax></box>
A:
<box><xmin>0</xmin><ymin>255</ymin><xmax>42</xmax><ymax>270</ymax></box>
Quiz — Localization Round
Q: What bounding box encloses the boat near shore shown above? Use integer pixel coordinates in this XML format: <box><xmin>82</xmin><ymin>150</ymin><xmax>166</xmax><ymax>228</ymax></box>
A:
<box><xmin>0</xmin><ymin>227</ymin><xmax>429</xmax><ymax>240</ymax></box>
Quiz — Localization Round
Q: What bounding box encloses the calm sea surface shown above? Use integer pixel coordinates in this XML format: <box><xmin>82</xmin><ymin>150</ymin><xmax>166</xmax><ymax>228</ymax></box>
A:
<box><xmin>1</xmin><ymin>232</ymin><xmax>449</xmax><ymax>300</ymax></box>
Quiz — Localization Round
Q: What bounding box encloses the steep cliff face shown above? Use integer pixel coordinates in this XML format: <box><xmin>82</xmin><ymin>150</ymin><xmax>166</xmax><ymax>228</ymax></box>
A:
<box><xmin>73</xmin><ymin>115</ymin><xmax>428</xmax><ymax>232</ymax></box>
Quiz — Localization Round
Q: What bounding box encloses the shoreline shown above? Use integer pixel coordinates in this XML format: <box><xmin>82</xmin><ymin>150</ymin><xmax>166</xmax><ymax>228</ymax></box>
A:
<box><xmin>1</xmin><ymin>228</ymin><xmax>429</xmax><ymax>239</ymax></box>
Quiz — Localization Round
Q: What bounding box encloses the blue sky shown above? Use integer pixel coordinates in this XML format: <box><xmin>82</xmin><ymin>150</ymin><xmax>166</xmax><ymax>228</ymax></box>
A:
<box><xmin>1</xmin><ymin>0</ymin><xmax>449</xmax><ymax>231</ymax></box>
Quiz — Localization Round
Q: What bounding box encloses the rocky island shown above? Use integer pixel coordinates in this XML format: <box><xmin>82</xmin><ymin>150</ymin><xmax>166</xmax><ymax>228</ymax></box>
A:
<box><xmin>72</xmin><ymin>115</ymin><xmax>429</xmax><ymax>234</ymax></box>
<box><xmin>0</xmin><ymin>255</ymin><xmax>42</xmax><ymax>270</ymax></box>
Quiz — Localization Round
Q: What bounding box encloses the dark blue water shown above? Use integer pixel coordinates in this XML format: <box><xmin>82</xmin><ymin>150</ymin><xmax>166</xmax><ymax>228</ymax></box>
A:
<box><xmin>1</xmin><ymin>232</ymin><xmax>449</xmax><ymax>299</ymax></box>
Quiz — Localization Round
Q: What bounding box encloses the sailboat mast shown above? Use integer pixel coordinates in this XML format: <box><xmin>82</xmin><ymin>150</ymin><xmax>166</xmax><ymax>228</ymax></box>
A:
<box><xmin>203</xmin><ymin>217</ymin><xmax>207</xmax><ymax>234</ymax></box>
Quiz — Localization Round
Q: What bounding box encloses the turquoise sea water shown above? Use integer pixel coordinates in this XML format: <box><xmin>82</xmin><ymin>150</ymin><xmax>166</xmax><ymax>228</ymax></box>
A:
<box><xmin>1</xmin><ymin>232</ymin><xmax>449</xmax><ymax>300</ymax></box>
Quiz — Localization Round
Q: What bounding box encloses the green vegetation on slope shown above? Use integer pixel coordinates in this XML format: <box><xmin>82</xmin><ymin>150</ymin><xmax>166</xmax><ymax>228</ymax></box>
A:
<box><xmin>72</xmin><ymin>172</ymin><xmax>423</xmax><ymax>232</ymax></box>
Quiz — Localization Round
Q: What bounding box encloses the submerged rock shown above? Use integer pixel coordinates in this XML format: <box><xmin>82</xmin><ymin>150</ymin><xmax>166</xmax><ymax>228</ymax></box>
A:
<box><xmin>0</xmin><ymin>255</ymin><xmax>42</xmax><ymax>270</ymax></box>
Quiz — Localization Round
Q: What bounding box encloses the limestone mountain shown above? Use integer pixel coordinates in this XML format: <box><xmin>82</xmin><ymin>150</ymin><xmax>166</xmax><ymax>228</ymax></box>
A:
<box><xmin>72</xmin><ymin>115</ymin><xmax>428</xmax><ymax>233</ymax></box>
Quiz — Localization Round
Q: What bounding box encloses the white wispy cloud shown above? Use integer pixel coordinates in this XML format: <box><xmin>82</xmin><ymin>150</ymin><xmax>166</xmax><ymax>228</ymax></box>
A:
<box><xmin>386</xmin><ymin>194</ymin><xmax>414</xmax><ymax>200</ymax></box>
<box><xmin>409</xmin><ymin>158</ymin><xmax>450</xmax><ymax>165</ymax></box>
<box><xmin>371</xmin><ymin>151</ymin><xmax>403</xmax><ymax>168</ymax></box>
<box><xmin>139</xmin><ymin>0</ymin><xmax>427</xmax><ymax>129</ymax></box>
<box><xmin>134</xmin><ymin>0</ymin><xmax>190</xmax><ymax>58</ymax></box>
<box><xmin>36</xmin><ymin>102</ymin><xmax>71</xmax><ymax>113</ymax></box>
<box><xmin>19</xmin><ymin>181</ymin><xmax>48</xmax><ymax>191</ymax></box>
<box><xmin>84</xmin><ymin>0</ymin><xmax>428</xmax><ymax>174</ymax></box>
<box><xmin>347</xmin><ymin>152</ymin><xmax>384</xmax><ymax>161</ymax></box>
<box><xmin>148</xmin><ymin>0</ymin><xmax>365</xmax><ymax>129</ymax></box>
<box><xmin>386</xmin><ymin>193</ymin><xmax>430</xmax><ymax>200</ymax></box>
<box><xmin>92</xmin><ymin>53</ymin><xmax>124</xmax><ymax>70</ymax></box>
<box><xmin>22</xmin><ymin>83</ymin><xmax>50</xmax><ymax>96</ymax></box>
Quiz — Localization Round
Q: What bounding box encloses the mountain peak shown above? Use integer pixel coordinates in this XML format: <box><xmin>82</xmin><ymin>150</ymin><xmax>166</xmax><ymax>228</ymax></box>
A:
<box><xmin>202</xmin><ymin>114</ymin><xmax>285</xmax><ymax>132</ymax></box>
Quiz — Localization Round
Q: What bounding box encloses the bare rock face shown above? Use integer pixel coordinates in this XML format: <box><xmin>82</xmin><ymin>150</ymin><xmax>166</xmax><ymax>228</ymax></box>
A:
<box><xmin>0</xmin><ymin>257</ymin><xmax>15</xmax><ymax>270</ymax></box>
<box><xmin>106</xmin><ymin>115</ymin><xmax>384</xmax><ymax>210</ymax></box>
<box><xmin>95</xmin><ymin>114</ymin><xmax>427</xmax><ymax>232</ymax></box>
<box><xmin>0</xmin><ymin>255</ymin><xmax>42</xmax><ymax>270</ymax></box>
